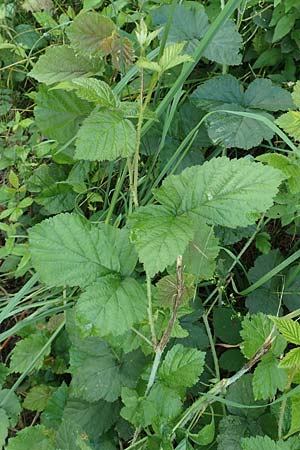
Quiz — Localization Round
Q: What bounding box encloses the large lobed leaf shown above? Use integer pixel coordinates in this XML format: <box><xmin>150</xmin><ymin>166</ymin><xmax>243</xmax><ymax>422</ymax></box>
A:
<box><xmin>75</xmin><ymin>109</ymin><xmax>136</xmax><ymax>161</ymax></box>
<box><xmin>191</xmin><ymin>75</ymin><xmax>293</xmax><ymax>149</ymax></box>
<box><xmin>130</xmin><ymin>157</ymin><xmax>283</xmax><ymax>276</ymax></box>
<box><xmin>151</xmin><ymin>3</ymin><xmax>242</xmax><ymax>65</ymax></box>
<box><xmin>29</xmin><ymin>46</ymin><xmax>101</xmax><ymax>85</ymax></box>
<box><xmin>28</xmin><ymin>213</ymin><xmax>137</xmax><ymax>287</ymax></box>
<box><xmin>75</xmin><ymin>274</ymin><xmax>147</xmax><ymax>337</ymax></box>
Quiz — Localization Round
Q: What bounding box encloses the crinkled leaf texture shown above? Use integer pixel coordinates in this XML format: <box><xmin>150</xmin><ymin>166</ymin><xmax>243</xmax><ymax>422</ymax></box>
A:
<box><xmin>75</xmin><ymin>274</ymin><xmax>147</xmax><ymax>337</ymax></box>
<box><xmin>34</xmin><ymin>88</ymin><xmax>93</xmax><ymax>144</ymax></box>
<box><xmin>6</xmin><ymin>425</ymin><xmax>55</xmax><ymax>450</ymax></box>
<box><xmin>69</xmin><ymin>336</ymin><xmax>146</xmax><ymax>402</ymax></box>
<box><xmin>9</xmin><ymin>334</ymin><xmax>50</xmax><ymax>373</ymax></box>
<box><xmin>191</xmin><ymin>75</ymin><xmax>293</xmax><ymax>149</ymax></box>
<box><xmin>253</xmin><ymin>354</ymin><xmax>288</xmax><ymax>400</ymax></box>
<box><xmin>241</xmin><ymin>435</ymin><xmax>290</xmax><ymax>449</ymax></box>
<box><xmin>158</xmin><ymin>344</ymin><xmax>205</xmax><ymax>393</ymax></box>
<box><xmin>75</xmin><ymin>108</ymin><xmax>136</xmax><ymax>161</ymax></box>
<box><xmin>240</xmin><ymin>313</ymin><xmax>286</xmax><ymax>360</ymax></box>
<box><xmin>29</xmin><ymin>213</ymin><xmax>137</xmax><ymax>287</ymax></box>
<box><xmin>29</xmin><ymin>46</ymin><xmax>100</xmax><ymax>85</ymax></box>
<box><xmin>151</xmin><ymin>3</ymin><xmax>242</xmax><ymax>65</ymax></box>
<box><xmin>129</xmin><ymin>157</ymin><xmax>283</xmax><ymax>276</ymax></box>
<box><xmin>121</xmin><ymin>383</ymin><xmax>182</xmax><ymax>428</ymax></box>
<box><xmin>67</xmin><ymin>12</ymin><xmax>115</xmax><ymax>56</ymax></box>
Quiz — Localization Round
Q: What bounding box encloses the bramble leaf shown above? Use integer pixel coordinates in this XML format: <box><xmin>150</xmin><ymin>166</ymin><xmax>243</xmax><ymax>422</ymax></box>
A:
<box><xmin>154</xmin><ymin>157</ymin><xmax>284</xmax><ymax>227</ymax></box>
<box><xmin>241</xmin><ymin>435</ymin><xmax>290</xmax><ymax>449</ymax></box>
<box><xmin>240</xmin><ymin>313</ymin><xmax>286</xmax><ymax>360</ymax></box>
<box><xmin>279</xmin><ymin>348</ymin><xmax>300</xmax><ymax>369</ymax></box>
<box><xmin>226</xmin><ymin>374</ymin><xmax>266</xmax><ymax>419</ymax></box>
<box><xmin>9</xmin><ymin>334</ymin><xmax>50</xmax><ymax>373</ymax></box>
<box><xmin>129</xmin><ymin>205</ymin><xmax>197</xmax><ymax>277</ymax></box>
<box><xmin>69</xmin><ymin>338</ymin><xmax>145</xmax><ymax>402</ymax></box>
<box><xmin>151</xmin><ymin>4</ymin><xmax>242</xmax><ymax>65</ymax></box>
<box><xmin>253</xmin><ymin>354</ymin><xmax>288</xmax><ymax>400</ymax></box>
<box><xmin>34</xmin><ymin>88</ymin><xmax>93</xmax><ymax>144</ymax></box>
<box><xmin>29</xmin><ymin>46</ymin><xmax>100</xmax><ymax>85</ymax></box>
<box><xmin>62</xmin><ymin>397</ymin><xmax>119</xmax><ymax>439</ymax></box>
<box><xmin>270</xmin><ymin>317</ymin><xmax>300</xmax><ymax>345</ymax></box>
<box><xmin>6</xmin><ymin>425</ymin><xmax>55</xmax><ymax>450</ymax></box>
<box><xmin>29</xmin><ymin>213</ymin><xmax>137</xmax><ymax>287</ymax></box>
<box><xmin>159</xmin><ymin>344</ymin><xmax>205</xmax><ymax>393</ymax></box>
<box><xmin>23</xmin><ymin>385</ymin><xmax>55</xmax><ymax>412</ymax></box>
<box><xmin>75</xmin><ymin>109</ymin><xmax>136</xmax><ymax>161</ymax></box>
<box><xmin>75</xmin><ymin>275</ymin><xmax>147</xmax><ymax>337</ymax></box>
<box><xmin>0</xmin><ymin>409</ymin><xmax>9</xmax><ymax>448</ymax></box>
<box><xmin>192</xmin><ymin>75</ymin><xmax>293</xmax><ymax>149</ymax></box>
<box><xmin>71</xmin><ymin>77</ymin><xmax>119</xmax><ymax>107</ymax></box>
<box><xmin>67</xmin><ymin>12</ymin><xmax>115</xmax><ymax>56</ymax></box>
<box><xmin>276</xmin><ymin>111</ymin><xmax>300</xmax><ymax>141</ymax></box>
<box><xmin>183</xmin><ymin>222</ymin><xmax>219</xmax><ymax>280</ymax></box>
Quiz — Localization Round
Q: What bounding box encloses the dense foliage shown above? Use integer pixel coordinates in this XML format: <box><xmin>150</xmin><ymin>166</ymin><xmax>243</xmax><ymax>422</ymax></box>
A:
<box><xmin>2</xmin><ymin>0</ymin><xmax>300</xmax><ymax>449</ymax></box>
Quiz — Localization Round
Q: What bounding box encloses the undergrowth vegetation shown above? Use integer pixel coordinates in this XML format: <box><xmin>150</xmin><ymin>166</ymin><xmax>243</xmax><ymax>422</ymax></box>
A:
<box><xmin>2</xmin><ymin>0</ymin><xmax>300</xmax><ymax>448</ymax></box>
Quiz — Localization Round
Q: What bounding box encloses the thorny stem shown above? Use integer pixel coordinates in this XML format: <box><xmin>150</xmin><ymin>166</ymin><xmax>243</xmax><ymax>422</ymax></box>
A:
<box><xmin>132</xmin><ymin>256</ymin><xmax>184</xmax><ymax>444</ymax></box>
<box><xmin>173</xmin><ymin>330</ymin><xmax>275</xmax><ymax>433</ymax></box>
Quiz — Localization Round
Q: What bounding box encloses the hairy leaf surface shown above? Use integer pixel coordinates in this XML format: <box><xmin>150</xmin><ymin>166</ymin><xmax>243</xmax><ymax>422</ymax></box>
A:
<box><xmin>75</xmin><ymin>275</ymin><xmax>147</xmax><ymax>337</ymax></box>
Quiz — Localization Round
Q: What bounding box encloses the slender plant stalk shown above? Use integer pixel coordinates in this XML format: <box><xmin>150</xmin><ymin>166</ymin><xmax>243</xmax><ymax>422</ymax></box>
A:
<box><xmin>146</xmin><ymin>272</ymin><xmax>157</xmax><ymax>347</ymax></box>
<box><xmin>132</xmin><ymin>256</ymin><xmax>184</xmax><ymax>444</ymax></box>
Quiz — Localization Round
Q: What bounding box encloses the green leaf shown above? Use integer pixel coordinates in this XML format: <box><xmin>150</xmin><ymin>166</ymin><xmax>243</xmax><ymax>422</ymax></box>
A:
<box><xmin>287</xmin><ymin>394</ymin><xmax>300</xmax><ymax>437</ymax></box>
<box><xmin>67</xmin><ymin>11</ymin><xmax>115</xmax><ymax>56</ymax></box>
<box><xmin>29</xmin><ymin>213</ymin><xmax>136</xmax><ymax>287</ymax></box>
<box><xmin>69</xmin><ymin>338</ymin><xmax>145</xmax><ymax>402</ymax></box>
<box><xmin>241</xmin><ymin>435</ymin><xmax>290</xmax><ymax>449</ymax></box>
<box><xmin>183</xmin><ymin>222</ymin><xmax>219</xmax><ymax>280</ymax></box>
<box><xmin>273</xmin><ymin>14</ymin><xmax>296</xmax><ymax>42</ymax></box>
<box><xmin>151</xmin><ymin>4</ymin><xmax>242</xmax><ymax>65</ymax></box>
<box><xmin>245</xmin><ymin>250</ymin><xmax>284</xmax><ymax>315</ymax></box>
<box><xmin>191</xmin><ymin>75</ymin><xmax>293</xmax><ymax>149</ymax></box>
<box><xmin>71</xmin><ymin>78</ymin><xmax>118</xmax><ymax>107</ymax></box>
<box><xmin>279</xmin><ymin>348</ymin><xmax>300</xmax><ymax>369</ymax></box>
<box><xmin>189</xmin><ymin>414</ymin><xmax>215</xmax><ymax>445</ymax></box>
<box><xmin>226</xmin><ymin>374</ymin><xmax>267</xmax><ymax>419</ymax></box>
<box><xmin>204</xmin><ymin>19</ymin><xmax>242</xmax><ymax>65</ymax></box>
<box><xmin>154</xmin><ymin>157</ymin><xmax>284</xmax><ymax>228</ymax></box>
<box><xmin>159</xmin><ymin>43</ymin><xmax>193</xmax><ymax>72</ymax></box>
<box><xmin>62</xmin><ymin>397</ymin><xmax>119</xmax><ymax>439</ymax></box>
<box><xmin>213</xmin><ymin>307</ymin><xmax>242</xmax><ymax>344</ymax></box>
<box><xmin>0</xmin><ymin>390</ymin><xmax>21</xmax><ymax>428</ymax></box>
<box><xmin>158</xmin><ymin>344</ymin><xmax>205</xmax><ymax>393</ymax></box>
<box><xmin>75</xmin><ymin>275</ymin><xmax>147</xmax><ymax>337</ymax></box>
<box><xmin>75</xmin><ymin>109</ymin><xmax>136</xmax><ymax>161</ymax></box>
<box><xmin>0</xmin><ymin>409</ymin><xmax>9</xmax><ymax>448</ymax></box>
<box><xmin>292</xmin><ymin>81</ymin><xmax>300</xmax><ymax>109</ymax></box>
<box><xmin>29</xmin><ymin>46</ymin><xmax>99</xmax><ymax>85</ymax></box>
<box><xmin>120</xmin><ymin>388</ymin><xmax>157</xmax><ymax>428</ymax></box>
<box><xmin>41</xmin><ymin>383</ymin><xmax>69</xmax><ymax>429</ymax></box>
<box><xmin>6</xmin><ymin>425</ymin><xmax>55</xmax><ymax>450</ymax></box>
<box><xmin>276</xmin><ymin>111</ymin><xmax>300</xmax><ymax>141</ymax></box>
<box><xmin>253</xmin><ymin>48</ymin><xmax>282</xmax><ymax>69</ymax></box>
<box><xmin>129</xmin><ymin>205</ymin><xmax>197</xmax><ymax>277</ymax></box>
<box><xmin>253</xmin><ymin>353</ymin><xmax>288</xmax><ymax>400</ymax></box>
<box><xmin>34</xmin><ymin>88</ymin><xmax>93</xmax><ymax>143</ymax></box>
<box><xmin>9</xmin><ymin>334</ymin><xmax>50</xmax><ymax>373</ymax></box>
<box><xmin>23</xmin><ymin>385</ymin><xmax>55</xmax><ymax>412</ymax></box>
<box><xmin>155</xmin><ymin>273</ymin><xmax>195</xmax><ymax>309</ymax></box>
<box><xmin>270</xmin><ymin>317</ymin><xmax>300</xmax><ymax>345</ymax></box>
<box><xmin>216</xmin><ymin>415</ymin><xmax>247</xmax><ymax>450</ymax></box>
<box><xmin>147</xmin><ymin>382</ymin><xmax>182</xmax><ymax>424</ymax></box>
<box><xmin>240</xmin><ymin>313</ymin><xmax>286</xmax><ymax>359</ymax></box>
